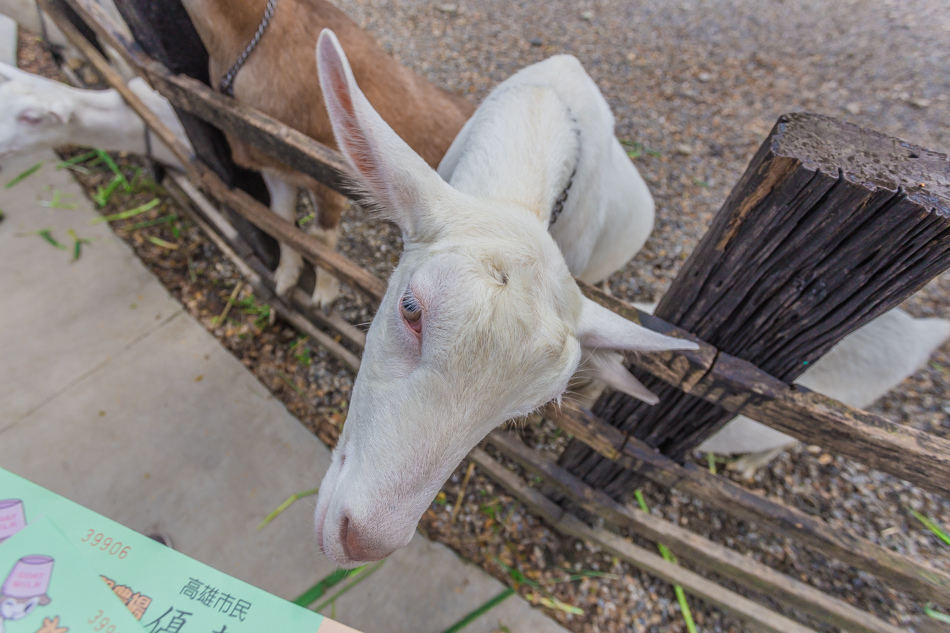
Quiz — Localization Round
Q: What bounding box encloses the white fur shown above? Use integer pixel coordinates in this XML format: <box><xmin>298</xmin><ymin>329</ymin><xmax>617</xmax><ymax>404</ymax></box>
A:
<box><xmin>699</xmin><ymin>308</ymin><xmax>950</xmax><ymax>475</ymax></box>
<box><xmin>0</xmin><ymin>61</ymin><xmax>190</xmax><ymax>169</ymax></box>
<box><xmin>312</xmin><ymin>30</ymin><xmax>696</xmax><ymax>568</ymax></box>
<box><xmin>0</xmin><ymin>0</ymin><xmax>135</xmax><ymax>79</ymax></box>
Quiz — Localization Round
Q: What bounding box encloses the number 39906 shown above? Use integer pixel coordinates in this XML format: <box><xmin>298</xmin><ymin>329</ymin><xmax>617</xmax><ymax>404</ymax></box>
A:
<box><xmin>88</xmin><ymin>609</ymin><xmax>123</xmax><ymax>632</ymax></box>
<box><xmin>81</xmin><ymin>529</ymin><xmax>130</xmax><ymax>559</ymax></box>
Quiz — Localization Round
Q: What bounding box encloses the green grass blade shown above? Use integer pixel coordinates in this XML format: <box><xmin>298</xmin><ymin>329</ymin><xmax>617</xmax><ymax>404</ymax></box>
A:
<box><xmin>558</xmin><ymin>570</ymin><xmax>621</xmax><ymax>583</ymax></box>
<box><xmin>56</xmin><ymin>151</ymin><xmax>97</xmax><ymax>174</ymax></box>
<box><xmin>56</xmin><ymin>151</ymin><xmax>98</xmax><ymax>169</ymax></box>
<box><xmin>41</xmin><ymin>190</ymin><xmax>77</xmax><ymax>210</ymax></box>
<box><xmin>312</xmin><ymin>561</ymin><xmax>385</xmax><ymax>613</ymax></box>
<box><xmin>910</xmin><ymin>509</ymin><xmax>950</xmax><ymax>547</ymax></box>
<box><xmin>294</xmin><ymin>567</ymin><xmax>359</xmax><ymax>607</ymax></box>
<box><xmin>129</xmin><ymin>214</ymin><xmax>177</xmax><ymax>230</ymax></box>
<box><xmin>257</xmin><ymin>487</ymin><xmax>320</xmax><ymax>530</ymax></box>
<box><xmin>635</xmin><ymin>490</ymin><xmax>697</xmax><ymax>633</ymax></box>
<box><xmin>534</xmin><ymin>593</ymin><xmax>583</xmax><ymax>615</ymax></box>
<box><xmin>5</xmin><ymin>162</ymin><xmax>43</xmax><ymax>189</ymax></box>
<box><xmin>38</xmin><ymin>229</ymin><xmax>67</xmax><ymax>250</ymax></box>
<box><xmin>91</xmin><ymin>198</ymin><xmax>161</xmax><ymax>224</ymax></box>
<box><xmin>67</xmin><ymin>229</ymin><xmax>91</xmax><ymax>261</ymax></box>
<box><xmin>94</xmin><ymin>149</ymin><xmax>128</xmax><ymax>187</ymax></box>
<box><xmin>673</xmin><ymin>585</ymin><xmax>698</xmax><ymax>632</ymax></box>
<box><xmin>925</xmin><ymin>604</ymin><xmax>950</xmax><ymax>623</ymax></box>
<box><xmin>707</xmin><ymin>453</ymin><xmax>716</xmax><ymax>474</ymax></box>
<box><xmin>634</xmin><ymin>489</ymin><xmax>649</xmax><ymax>513</ymax></box>
<box><xmin>148</xmin><ymin>236</ymin><xmax>178</xmax><ymax>250</ymax></box>
<box><xmin>94</xmin><ymin>175</ymin><xmax>125</xmax><ymax>206</ymax></box>
<box><xmin>440</xmin><ymin>588</ymin><xmax>515</xmax><ymax>633</ymax></box>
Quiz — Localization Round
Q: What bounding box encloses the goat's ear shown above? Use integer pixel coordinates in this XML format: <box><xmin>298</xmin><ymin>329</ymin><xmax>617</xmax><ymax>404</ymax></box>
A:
<box><xmin>576</xmin><ymin>297</ymin><xmax>698</xmax><ymax>354</ymax></box>
<box><xmin>316</xmin><ymin>29</ymin><xmax>446</xmax><ymax>241</ymax></box>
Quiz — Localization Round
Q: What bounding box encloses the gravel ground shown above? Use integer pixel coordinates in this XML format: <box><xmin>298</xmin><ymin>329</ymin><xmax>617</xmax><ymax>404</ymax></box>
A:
<box><xmin>12</xmin><ymin>0</ymin><xmax>950</xmax><ymax>630</ymax></box>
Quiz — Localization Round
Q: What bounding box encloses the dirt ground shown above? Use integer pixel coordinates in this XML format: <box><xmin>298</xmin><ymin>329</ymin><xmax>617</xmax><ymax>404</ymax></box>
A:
<box><xmin>11</xmin><ymin>0</ymin><xmax>950</xmax><ymax>630</ymax></box>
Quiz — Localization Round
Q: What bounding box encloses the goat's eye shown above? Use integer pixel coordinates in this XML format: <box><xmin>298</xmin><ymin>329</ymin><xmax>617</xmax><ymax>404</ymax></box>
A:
<box><xmin>401</xmin><ymin>291</ymin><xmax>422</xmax><ymax>332</ymax></box>
<box><xmin>17</xmin><ymin>111</ymin><xmax>44</xmax><ymax>126</ymax></box>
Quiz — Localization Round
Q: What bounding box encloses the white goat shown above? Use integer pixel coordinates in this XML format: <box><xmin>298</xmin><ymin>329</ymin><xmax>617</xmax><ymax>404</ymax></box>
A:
<box><xmin>0</xmin><ymin>61</ymin><xmax>190</xmax><ymax>169</ymax></box>
<box><xmin>312</xmin><ymin>30</ymin><xmax>696</xmax><ymax>568</ymax></box>
<box><xmin>699</xmin><ymin>307</ymin><xmax>950</xmax><ymax>476</ymax></box>
<box><xmin>0</xmin><ymin>0</ymin><xmax>135</xmax><ymax>79</ymax></box>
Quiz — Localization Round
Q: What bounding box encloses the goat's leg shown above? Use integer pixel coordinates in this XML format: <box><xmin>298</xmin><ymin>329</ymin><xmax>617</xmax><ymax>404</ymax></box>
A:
<box><xmin>261</xmin><ymin>170</ymin><xmax>304</xmax><ymax>298</ymax></box>
<box><xmin>727</xmin><ymin>446</ymin><xmax>790</xmax><ymax>479</ymax></box>
<box><xmin>308</xmin><ymin>184</ymin><xmax>347</xmax><ymax>309</ymax></box>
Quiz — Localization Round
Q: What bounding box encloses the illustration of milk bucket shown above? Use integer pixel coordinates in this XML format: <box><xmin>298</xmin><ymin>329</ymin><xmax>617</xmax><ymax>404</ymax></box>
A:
<box><xmin>1</xmin><ymin>555</ymin><xmax>53</xmax><ymax>604</ymax></box>
<box><xmin>0</xmin><ymin>501</ymin><xmax>26</xmax><ymax>543</ymax></box>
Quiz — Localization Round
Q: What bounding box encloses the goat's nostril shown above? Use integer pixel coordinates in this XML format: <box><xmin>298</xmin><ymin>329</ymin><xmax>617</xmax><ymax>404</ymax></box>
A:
<box><xmin>338</xmin><ymin>514</ymin><xmax>392</xmax><ymax>563</ymax></box>
<box><xmin>339</xmin><ymin>514</ymin><xmax>351</xmax><ymax>557</ymax></box>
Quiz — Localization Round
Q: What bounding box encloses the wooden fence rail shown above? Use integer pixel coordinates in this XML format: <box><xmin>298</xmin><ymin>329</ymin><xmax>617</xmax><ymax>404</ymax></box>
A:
<box><xmin>45</xmin><ymin>0</ymin><xmax>950</xmax><ymax>627</ymax></box>
<box><xmin>481</xmin><ymin>431</ymin><xmax>905</xmax><ymax>633</ymax></box>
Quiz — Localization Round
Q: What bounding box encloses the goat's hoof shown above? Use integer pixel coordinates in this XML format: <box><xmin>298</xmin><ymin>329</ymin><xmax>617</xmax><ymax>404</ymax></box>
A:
<box><xmin>312</xmin><ymin>271</ymin><xmax>341</xmax><ymax>311</ymax></box>
<box><xmin>274</xmin><ymin>266</ymin><xmax>301</xmax><ymax>298</ymax></box>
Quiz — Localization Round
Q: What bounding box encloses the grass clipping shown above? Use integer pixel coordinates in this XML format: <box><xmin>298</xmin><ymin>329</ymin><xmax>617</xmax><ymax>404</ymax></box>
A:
<box><xmin>635</xmin><ymin>490</ymin><xmax>698</xmax><ymax>633</ymax></box>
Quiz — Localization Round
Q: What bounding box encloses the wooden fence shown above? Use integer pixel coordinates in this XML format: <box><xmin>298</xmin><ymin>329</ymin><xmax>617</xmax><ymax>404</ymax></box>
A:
<box><xmin>42</xmin><ymin>0</ymin><xmax>950</xmax><ymax>630</ymax></box>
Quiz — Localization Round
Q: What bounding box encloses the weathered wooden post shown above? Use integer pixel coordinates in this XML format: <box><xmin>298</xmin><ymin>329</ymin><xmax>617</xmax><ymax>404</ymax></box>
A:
<box><xmin>560</xmin><ymin>113</ymin><xmax>950</xmax><ymax>499</ymax></box>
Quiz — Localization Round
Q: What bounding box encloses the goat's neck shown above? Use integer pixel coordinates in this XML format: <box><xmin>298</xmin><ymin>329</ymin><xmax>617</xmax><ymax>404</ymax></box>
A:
<box><xmin>66</xmin><ymin>89</ymin><xmax>149</xmax><ymax>155</ymax></box>
<box><xmin>447</xmin><ymin>87</ymin><xmax>579</xmax><ymax>224</ymax></box>
<box><xmin>181</xmin><ymin>0</ymin><xmax>272</xmax><ymax>63</ymax></box>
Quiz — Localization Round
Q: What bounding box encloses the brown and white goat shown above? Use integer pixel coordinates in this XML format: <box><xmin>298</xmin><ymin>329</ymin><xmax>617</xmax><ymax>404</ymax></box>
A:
<box><xmin>179</xmin><ymin>0</ymin><xmax>474</xmax><ymax>307</ymax></box>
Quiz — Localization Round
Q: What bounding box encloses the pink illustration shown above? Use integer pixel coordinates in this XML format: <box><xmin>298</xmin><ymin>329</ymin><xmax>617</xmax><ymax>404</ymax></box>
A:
<box><xmin>0</xmin><ymin>502</ymin><xmax>26</xmax><ymax>544</ymax></box>
<box><xmin>0</xmin><ymin>555</ymin><xmax>53</xmax><ymax>633</ymax></box>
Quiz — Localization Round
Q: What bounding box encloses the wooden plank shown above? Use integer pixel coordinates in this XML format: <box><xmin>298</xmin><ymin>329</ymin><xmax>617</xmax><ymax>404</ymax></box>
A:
<box><xmin>485</xmin><ymin>430</ymin><xmax>905</xmax><ymax>633</ymax></box>
<box><xmin>163</xmin><ymin>174</ymin><xmax>362</xmax><ymax>373</ymax></box>
<box><xmin>46</xmin><ymin>0</ymin><xmax>387</xmax><ymax>302</ymax></box>
<box><xmin>577</xmin><ymin>283</ymin><xmax>950</xmax><ymax>499</ymax></box>
<box><xmin>562</xmin><ymin>112</ymin><xmax>950</xmax><ymax>491</ymax></box>
<box><xmin>469</xmin><ymin>449</ymin><xmax>819</xmax><ymax>633</ymax></box>
<box><xmin>147</xmin><ymin>71</ymin><xmax>355</xmax><ymax>194</ymax></box>
<box><xmin>164</xmin><ymin>173</ymin><xmax>363</xmax><ymax>371</ymax></box>
<box><xmin>549</xmin><ymin>402</ymin><xmax>950</xmax><ymax>607</ymax></box>
<box><xmin>62</xmin><ymin>0</ymin><xmax>354</xmax><ymax>196</ymax></box>
<box><xmin>688</xmin><ymin>351</ymin><xmax>950</xmax><ymax>488</ymax></box>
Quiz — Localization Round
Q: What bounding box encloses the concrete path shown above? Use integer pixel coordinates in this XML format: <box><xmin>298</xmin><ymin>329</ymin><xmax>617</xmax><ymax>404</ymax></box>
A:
<box><xmin>0</xmin><ymin>146</ymin><xmax>568</xmax><ymax>633</ymax></box>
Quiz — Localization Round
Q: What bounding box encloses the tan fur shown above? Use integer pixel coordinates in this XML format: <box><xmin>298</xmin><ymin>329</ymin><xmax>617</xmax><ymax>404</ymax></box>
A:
<box><xmin>182</xmin><ymin>0</ymin><xmax>474</xmax><ymax>232</ymax></box>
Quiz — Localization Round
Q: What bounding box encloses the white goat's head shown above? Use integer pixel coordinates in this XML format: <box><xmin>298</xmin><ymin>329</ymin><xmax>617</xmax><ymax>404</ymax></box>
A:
<box><xmin>0</xmin><ymin>63</ymin><xmax>75</xmax><ymax>162</ymax></box>
<box><xmin>312</xmin><ymin>30</ymin><xmax>697</xmax><ymax>567</ymax></box>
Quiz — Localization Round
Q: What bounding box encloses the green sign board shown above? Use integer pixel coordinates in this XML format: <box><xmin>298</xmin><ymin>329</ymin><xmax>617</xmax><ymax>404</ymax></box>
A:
<box><xmin>0</xmin><ymin>468</ymin><xmax>357</xmax><ymax>633</ymax></box>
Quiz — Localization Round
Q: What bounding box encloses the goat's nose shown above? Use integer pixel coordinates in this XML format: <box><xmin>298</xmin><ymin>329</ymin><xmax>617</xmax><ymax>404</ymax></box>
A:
<box><xmin>339</xmin><ymin>514</ymin><xmax>394</xmax><ymax>562</ymax></box>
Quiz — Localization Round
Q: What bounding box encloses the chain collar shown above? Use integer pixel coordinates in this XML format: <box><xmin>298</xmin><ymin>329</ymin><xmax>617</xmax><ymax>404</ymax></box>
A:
<box><xmin>548</xmin><ymin>165</ymin><xmax>576</xmax><ymax>227</ymax></box>
<box><xmin>549</xmin><ymin>121</ymin><xmax>581</xmax><ymax>228</ymax></box>
<box><xmin>219</xmin><ymin>0</ymin><xmax>278</xmax><ymax>96</ymax></box>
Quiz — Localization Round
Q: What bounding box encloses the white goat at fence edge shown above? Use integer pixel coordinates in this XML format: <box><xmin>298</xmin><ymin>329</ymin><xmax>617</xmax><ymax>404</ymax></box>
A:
<box><xmin>0</xmin><ymin>61</ymin><xmax>190</xmax><ymax>170</ymax></box>
<box><xmin>311</xmin><ymin>30</ymin><xmax>696</xmax><ymax>568</ymax></box>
